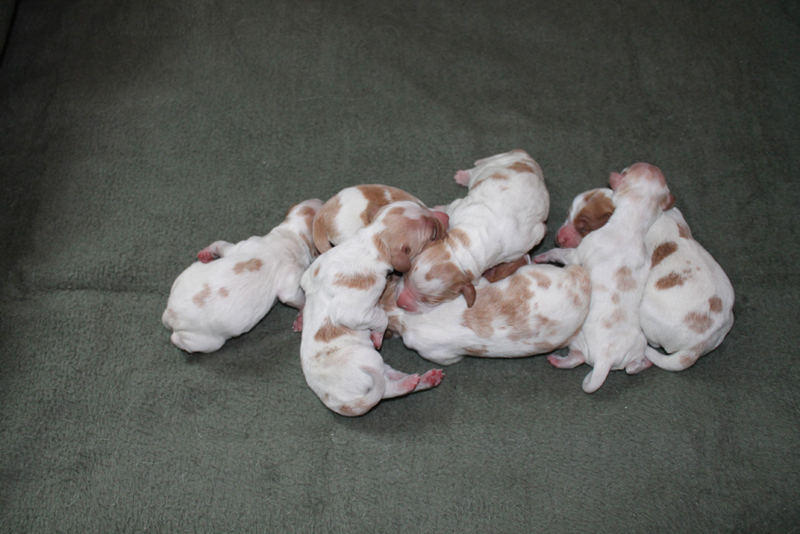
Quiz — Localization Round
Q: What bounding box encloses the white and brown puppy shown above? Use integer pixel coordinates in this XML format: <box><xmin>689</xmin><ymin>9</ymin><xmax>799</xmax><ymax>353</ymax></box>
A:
<box><xmin>396</xmin><ymin>150</ymin><xmax>549</xmax><ymax>313</ymax></box>
<box><xmin>534</xmin><ymin>163</ymin><xmax>675</xmax><ymax>393</ymax></box>
<box><xmin>555</xmin><ymin>187</ymin><xmax>734</xmax><ymax>371</ymax></box>
<box><xmin>382</xmin><ymin>263</ymin><xmax>591</xmax><ymax>366</ymax></box>
<box><xmin>312</xmin><ymin>184</ymin><xmax>448</xmax><ymax>253</ymax></box>
<box><xmin>300</xmin><ymin>201</ymin><xmax>448</xmax><ymax>416</ymax></box>
<box><xmin>162</xmin><ymin>199</ymin><xmax>323</xmax><ymax>353</ymax></box>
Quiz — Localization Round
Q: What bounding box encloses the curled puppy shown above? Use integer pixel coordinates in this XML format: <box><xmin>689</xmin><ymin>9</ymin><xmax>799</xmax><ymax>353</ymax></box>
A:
<box><xmin>300</xmin><ymin>201</ymin><xmax>447</xmax><ymax>416</ymax></box>
<box><xmin>382</xmin><ymin>263</ymin><xmax>591</xmax><ymax>366</ymax></box>
<box><xmin>312</xmin><ymin>184</ymin><xmax>448</xmax><ymax>252</ymax></box>
<box><xmin>162</xmin><ymin>199</ymin><xmax>323</xmax><ymax>353</ymax></box>
<box><xmin>397</xmin><ymin>149</ymin><xmax>549</xmax><ymax>313</ymax></box>
<box><xmin>556</xmin><ymin>187</ymin><xmax>734</xmax><ymax>371</ymax></box>
<box><xmin>535</xmin><ymin>163</ymin><xmax>675</xmax><ymax>393</ymax></box>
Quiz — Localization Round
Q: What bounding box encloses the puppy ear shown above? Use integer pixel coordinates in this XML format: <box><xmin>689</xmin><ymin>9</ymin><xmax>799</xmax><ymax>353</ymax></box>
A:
<box><xmin>391</xmin><ymin>246</ymin><xmax>412</xmax><ymax>273</ymax></box>
<box><xmin>661</xmin><ymin>192</ymin><xmax>676</xmax><ymax>211</ymax></box>
<box><xmin>461</xmin><ymin>281</ymin><xmax>477</xmax><ymax>308</ymax></box>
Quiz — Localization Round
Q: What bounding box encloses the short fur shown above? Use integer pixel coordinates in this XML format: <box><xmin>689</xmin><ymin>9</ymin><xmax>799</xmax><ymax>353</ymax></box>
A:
<box><xmin>162</xmin><ymin>199</ymin><xmax>323</xmax><ymax>353</ymax></box>
<box><xmin>383</xmin><ymin>264</ymin><xmax>591</xmax><ymax>366</ymax></box>
<box><xmin>300</xmin><ymin>201</ymin><xmax>447</xmax><ymax>416</ymax></box>
<box><xmin>556</xmin><ymin>187</ymin><xmax>734</xmax><ymax>371</ymax></box>
<box><xmin>397</xmin><ymin>149</ymin><xmax>549</xmax><ymax>313</ymax></box>
<box><xmin>534</xmin><ymin>163</ymin><xmax>675</xmax><ymax>393</ymax></box>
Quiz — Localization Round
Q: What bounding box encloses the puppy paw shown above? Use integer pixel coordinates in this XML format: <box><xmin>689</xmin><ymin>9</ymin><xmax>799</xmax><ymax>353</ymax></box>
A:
<box><xmin>292</xmin><ymin>312</ymin><xmax>304</xmax><ymax>333</ymax></box>
<box><xmin>453</xmin><ymin>170</ymin><xmax>470</xmax><ymax>186</ymax></box>
<box><xmin>370</xmin><ymin>330</ymin><xmax>384</xmax><ymax>350</ymax></box>
<box><xmin>417</xmin><ymin>369</ymin><xmax>444</xmax><ymax>389</ymax></box>
<box><xmin>197</xmin><ymin>248</ymin><xmax>219</xmax><ymax>263</ymax></box>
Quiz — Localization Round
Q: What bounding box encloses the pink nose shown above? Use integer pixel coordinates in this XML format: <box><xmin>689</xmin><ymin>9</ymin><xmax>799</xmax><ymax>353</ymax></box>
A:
<box><xmin>432</xmin><ymin>210</ymin><xmax>449</xmax><ymax>230</ymax></box>
<box><xmin>396</xmin><ymin>287</ymin><xmax>419</xmax><ymax>312</ymax></box>
<box><xmin>556</xmin><ymin>226</ymin><xmax>581</xmax><ymax>248</ymax></box>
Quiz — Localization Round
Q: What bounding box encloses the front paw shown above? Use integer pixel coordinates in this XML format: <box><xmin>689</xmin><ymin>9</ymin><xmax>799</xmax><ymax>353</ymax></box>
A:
<box><xmin>292</xmin><ymin>312</ymin><xmax>304</xmax><ymax>333</ymax></box>
<box><xmin>370</xmin><ymin>330</ymin><xmax>384</xmax><ymax>350</ymax></box>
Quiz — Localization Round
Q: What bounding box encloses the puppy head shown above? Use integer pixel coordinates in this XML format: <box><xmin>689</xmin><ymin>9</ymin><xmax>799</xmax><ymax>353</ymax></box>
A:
<box><xmin>609</xmin><ymin>163</ymin><xmax>676</xmax><ymax>211</ymax></box>
<box><xmin>555</xmin><ymin>188</ymin><xmax>615</xmax><ymax>248</ymax></box>
<box><xmin>371</xmin><ymin>201</ymin><xmax>449</xmax><ymax>274</ymax></box>
<box><xmin>396</xmin><ymin>229</ymin><xmax>477</xmax><ymax>313</ymax></box>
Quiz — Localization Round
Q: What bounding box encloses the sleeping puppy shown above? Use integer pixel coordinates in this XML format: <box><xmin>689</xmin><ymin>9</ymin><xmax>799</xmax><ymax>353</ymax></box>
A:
<box><xmin>534</xmin><ymin>163</ymin><xmax>675</xmax><ymax>393</ymax></box>
<box><xmin>300</xmin><ymin>201</ymin><xmax>448</xmax><ymax>416</ymax></box>
<box><xmin>162</xmin><ymin>199</ymin><xmax>323</xmax><ymax>353</ymax></box>
<box><xmin>382</xmin><ymin>263</ymin><xmax>591</xmax><ymax>366</ymax></box>
<box><xmin>312</xmin><ymin>184</ymin><xmax>449</xmax><ymax>253</ymax></box>
<box><xmin>555</xmin><ymin>187</ymin><xmax>734</xmax><ymax>371</ymax></box>
<box><xmin>396</xmin><ymin>150</ymin><xmax>549</xmax><ymax>313</ymax></box>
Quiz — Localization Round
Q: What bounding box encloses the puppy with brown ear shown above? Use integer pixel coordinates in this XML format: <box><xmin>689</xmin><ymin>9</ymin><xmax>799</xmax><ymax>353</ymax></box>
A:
<box><xmin>299</xmin><ymin>201</ymin><xmax>448</xmax><ymax>416</ymax></box>
<box><xmin>396</xmin><ymin>150</ymin><xmax>549</xmax><ymax>313</ymax></box>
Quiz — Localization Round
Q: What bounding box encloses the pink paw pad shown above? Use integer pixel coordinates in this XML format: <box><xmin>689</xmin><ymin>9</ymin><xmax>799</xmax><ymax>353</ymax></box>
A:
<box><xmin>453</xmin><ymin>170</ymin><xmax>470</xmax><ymax>186</ymax></box>
<box><xmin>197</xmin><ymin>249</ymin><xmax>219</xmax><ymax>263</ymax></box>
<box><xmin>370</xmin><ymin>330</ymin><xmax>384</xmax><ymax>350</ymax></box>
<box><xmin>420</xmin><ymin>369</ymin><xmax>444</xmax><ymax>387</ymax></box>
<box><xmin>292</xmin><ymin>313</ymin><xmax>304</xmax><ymax>333</ymax></box>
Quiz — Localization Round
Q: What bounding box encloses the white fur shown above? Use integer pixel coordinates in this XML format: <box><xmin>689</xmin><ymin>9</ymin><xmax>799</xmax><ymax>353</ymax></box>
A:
<box><xmin>384</xmin><ymin>264</ymin><xmax>591</xmax><ymax>366</ymax></box>
<box><xmin>535</xmin><ymin>164</ymin><xmax>673</xmax><ymax>393</ymax></box>
<box><xmin>398</xmin><ymin>149</ymin><xmax>549</xmax><ymax>312</ymax></box>
<box><xmin>300</xmin><ymin>201</ymin><xmax>446</xmax><ymax>416</ymax></box>
<box><xmin>162</xmin><ymin>199</ymin><xmax>322</xmax><ymax>353</ymax></box>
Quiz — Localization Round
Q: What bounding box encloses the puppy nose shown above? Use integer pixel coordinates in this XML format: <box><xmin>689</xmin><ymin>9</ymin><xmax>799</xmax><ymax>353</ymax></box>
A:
<box><xmin>396</xmin><ymin>288</ymin><xmax>418</xmax><ymax>312</ymax></box>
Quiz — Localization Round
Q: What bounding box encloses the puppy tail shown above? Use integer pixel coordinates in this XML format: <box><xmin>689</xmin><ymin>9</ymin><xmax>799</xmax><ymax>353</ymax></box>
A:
<box><xmin>644</xmin><ymin>345</ymin><xmax>701</xmax><ymax>372</ymax></box>
<box><xmin>312</xmin><ymin>218</ymin><xmax>333</xmax><ymax>254</ymax></box>
<box><xmin>582</xmin><ymin>358</ymin><xmax>612</xmax><ymax>394</ymax></box>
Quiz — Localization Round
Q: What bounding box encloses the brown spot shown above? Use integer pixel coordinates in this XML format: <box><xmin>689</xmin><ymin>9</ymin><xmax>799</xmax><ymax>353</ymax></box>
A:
<box><xmin>465</xmin><ymin>346</ymin><xmax>489</xmax><ymax>356</ymax></box>
<box><xmin>218</xmin><ymin>287</ymin><xmax>229</xmax><ymax>298</ymax></box>
<box><xmin>461</xmin><ymin>274</ymin><xmax>535</xmax><ymax>340</ymax></box>
<box><xmin>489</xmin><ymin>172</ymin><xmax>510</xmax><ymax>181</ymax></box>
<box><xmin>334</xmin><ymin>272</ymin><xmax>379</xmax><ymax>290</ymax></box>
<box><xmin>312</xmin><ymin>196</ymin><xmax>342</xmax><ymax>252</ymax></box>
<box><xmin>357</xmin><ymin>185</ymin><xmax>418</xmax><ymax>226</ymax></box>
<box><xmin>314</xmin><ymin>265</ymin><xmax>321</xmax><ymax>277</ymax></box>
<box><xmin>314</xmin><ymin>318</ymin><xmax>355</xmax><ymax>343</ymax></box>
<box><xmin>233</xmin><ymin>258</ymin><xmax>263</xmax><ymax>274</ymax></box>
<box><xmin>507</xmin><ymin>161</ymin><xmax>535</xmax><ymax>174</ymax></box>
<box><xmin>651</xmin><ymin>241</ymin><xmax>678</xmax><ymax>268</ymax></box>
<box><xmin>297</xmin><ymin>205</ymin><xmax>317</xmax><ymax>228</ymax></box>
<box><xmin>614</xmin><ymin>266</ymin><xmax>637</xmax><ymax>292</ymax></box>
<box><xmin>611</xmin><ymin>292</ymin><xmax>621</xmax><ymax>304</ymax></box>
<box><xmin>371</xmin><ymin>206</ymin><xmax>438</xmax><ymax>272</ymax></box>
<box><xmin>656</xmin><ymin>272</ymin><xmax>685</xmax><ymax>290</ymax></box>
<box><xmin>526</xmin><ymin>269</ymin><xmax>552</xmax><ymax>289</ymax></box>
<box><xmin>678</xmin><ymin>223</ymin><xmax>692</xmax><ymax>239</ymax></box>
<box><xmin>192</xmin><ymin>283</ymin><xmax>212</xmax><ymax>308</ymax></box>
<box><xmin>684</xmin><ymin>312</ymin><xmax>713</xmax><ymax>334</ymax></box>
<box><xmin>447</xmin><ymin>228</ymin><xmax>472</xmax><ymax>249</ymax></box>
<box><xmin>709</xmin><ymin>296</ymin><xmax>723</xmax><ymax>313</ymax></box>
<box><xmin>574</xmin><ymin>190</ymin><xmax>615</xmax><ymax>236</ymax></box>
<box><xmin>602</xmin><ymin>307</ymin><xmax>626</xmax><ymax>329</ymax></box>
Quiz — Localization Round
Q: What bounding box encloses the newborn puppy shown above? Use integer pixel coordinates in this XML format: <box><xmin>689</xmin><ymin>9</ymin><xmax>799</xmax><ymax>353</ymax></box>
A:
<box><xmin>556</xmin><ymin>187</ymin><xmax>734</xmax><ymax>371</ymax></box>
<box><xmin>300</xmin><ymin>201</ymin><xmax>448</xmax><ymax>416</ymax></box>
<box><xmin>382</xmin><ymin>263</ymin><xmax>591</xmax><ymax>366</ymax></box>
<box><xmin>312</xmin><ymin>184</ymin><xmax>448</xmax><ymax>253</ymax></box>
<box><xmin>534</xmin><ymin>163</ymin><xmax>675</xmax><ymax>393</ymax></box>
<box><xmin>397</xmin><ymin>150</ymin><xmax>549</xmax><ymax>313</ymax></box>
<box><xmin>162</xmin><ymin>199</ymin><xmax>323</xmax><ymax>353</ymax></box>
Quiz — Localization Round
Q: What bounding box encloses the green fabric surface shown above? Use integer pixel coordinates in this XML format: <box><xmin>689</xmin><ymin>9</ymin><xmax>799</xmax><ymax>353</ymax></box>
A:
<box><xmin>1</xmin><ymin>0</ymin><xmax>798</xmax><ymax>531</ymax></box>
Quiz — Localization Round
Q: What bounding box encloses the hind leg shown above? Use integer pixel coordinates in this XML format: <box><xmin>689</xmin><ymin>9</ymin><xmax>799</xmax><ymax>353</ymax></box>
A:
<box><xmin>197</xmin><ymin>240</ymin><xmax>234</xmax><ymax>263</ymax></box>
<box><xmin>453</xmin><ymin>170</ymin><xmax>471</xmax><ymax>186</ymax></box>
<box><xmin>381</xmin><ymin>365</ymin><xmax>422</xmax><ymax>398</ymax></box>
<box><xmin>548</xmin><ymin>348</ymin><xmax>585</xmax><ymax>369</ymax></box>
<box><xmin>625</xmin><ymin>356</ymin><xmax>653</xmax><ymax>375</ymax></box>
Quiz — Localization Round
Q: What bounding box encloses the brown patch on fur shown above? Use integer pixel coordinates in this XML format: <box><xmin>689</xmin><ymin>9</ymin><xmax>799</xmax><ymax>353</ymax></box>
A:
<box><xmin>314</xmin><ymin>318</ymin><xmax>355</xmax><ymax>343</ymax></box>
<box><xmin>218</xmin><ymin>287</ymin><xmax>229</xmax><ymax>298</ymax></box>
<box><xmin>575</xmin><ymin>190</ymin><xmax>615</xmax><ymax>236</ymax></box>
<box><xmin>507</xmin><ymin>161</ymin><xmax>535</xmax><ymax>174</ymax></box>
<box><xmin>465</xmin><ymin>346</ymin><xmax>489</xmax><ymax>356</ymax></box>
<box><xmin>614</xmin><ymin>266</ymin><xmax>637</xmax><ymax>292</ymax></box>
<box><xmin>678</xmin><ymin>223</ymin><xmax>693</xmax><ymax>239</ymax></box>
<box><xmin>656</xmin><ymin>272</ymin><xmax>685</xmax><ymax>290</ymax></box>
<box><xmin>685</xmin><ymin>312</ymin><xmax>713</xmax><ymax>334</ymax></box>
<box><xmin>602</xmin><ymin>307</ymin><xmax>626</xmax><ymax>329</ymax></box>
<box><xmin>611</xmin><ymin>292</ymin><xmax>621</xmax><ymax>304</ymax></box>
<box><xmin>193</xmin><ymin>283</ymin><xmax>212</xmax><ymax>307</ymax></box>
<box><xmin>357</xmin><ymin>185</ymin><xmax>418</xmax><ymax>226</ymax></box>
<box><xmin>461</xmin><ymin>274</ymin><xmax>535</xmax><ymax>340</ymax></box>
<box><xmin>709</xmin><ymin>296</ymin><xmax>723</xmax><ymax>313</ymax></box>
<box><xmin>447</xmin><ymin>228</ymin><xmax>472</xmax><ymax>249</ymax></box>
<box><xmin>297</xmin><ymin>205</ymin><xmax>317</xmax><ymax>228</ymax></box>
<box><xmin>334</xmin><ymin>272</ymin><xmax>379</xmax><ymax>290</ymax></box>
<box><xmin>526</xmin><ymin>269</ymin><xmax>552</xmax><ymax>289</ymax></box>
<box><xmin>233</xmin><ymin>258</ymin><xmax>263</xmax><ymax>274</ymax></box>
<box><xmin>651</xmin><ymin>241</ymin><xmax>678</xmax><ymax>268</ymax></box>
<box><xmin>312</xmin><ymin>196</ymin><xmax>342</xmax><ymax>253</ymax></box>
